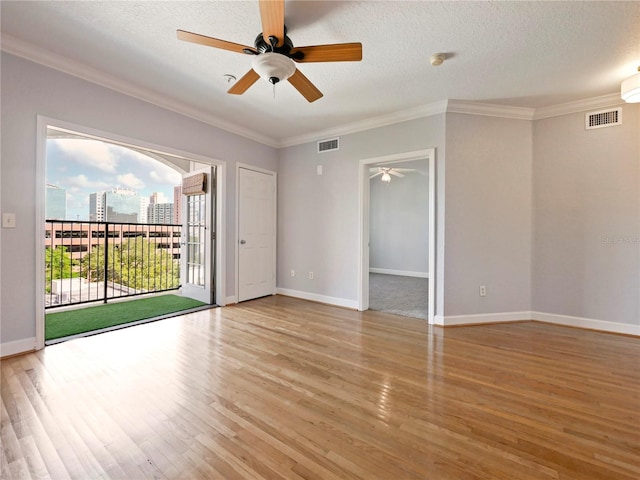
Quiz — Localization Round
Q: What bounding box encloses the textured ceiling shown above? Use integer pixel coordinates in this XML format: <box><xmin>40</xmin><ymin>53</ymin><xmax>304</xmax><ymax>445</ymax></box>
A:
<box><xmin>2</xmin><ymin>1</ymin><xmax>639</xmax><ymax>146</ymax></box>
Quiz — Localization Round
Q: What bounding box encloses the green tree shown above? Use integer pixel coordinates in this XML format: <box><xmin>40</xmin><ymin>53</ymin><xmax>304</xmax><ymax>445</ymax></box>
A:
<box><xmin>45</xmin><ymin>246</ymin><xmax>78</xmax><ymax>293</ymax></box>
<box><xmin>81</xmin><ymin>238</ymin><xmax>180</xmax><ymax>292</ymax></box>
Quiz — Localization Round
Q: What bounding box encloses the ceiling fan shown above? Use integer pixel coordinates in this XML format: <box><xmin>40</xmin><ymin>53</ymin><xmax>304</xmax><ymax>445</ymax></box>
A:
<box><xmin>177</xmin><ymin>0</ymin><xmax>362</xmax><ymax>102</ymax></box>
<box><xmin>369</xmin><ymin>167</ymin><xmax>418</xmax><ymax>183</ymax></box>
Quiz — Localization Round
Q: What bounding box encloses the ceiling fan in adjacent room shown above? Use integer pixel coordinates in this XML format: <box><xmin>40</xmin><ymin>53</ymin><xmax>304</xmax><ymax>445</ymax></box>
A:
<box><xmin>177</xmin><ymin>0</ymin><xmax>362</xmax><ymax>102</ymax></box>
<box><xmin>369</xmin><ymin>167</ymin><xmax>418</xmax><ymax>183</ymax></box>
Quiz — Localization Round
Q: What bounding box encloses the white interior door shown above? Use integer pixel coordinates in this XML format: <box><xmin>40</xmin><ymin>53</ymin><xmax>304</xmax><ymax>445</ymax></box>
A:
<box><xmin>181</xmin><ymin>167</ymin><xmax>215</xmax><ymax>304</ymax></box>
<box><xmin>238</xmin><ymin>167</ymin><xmax>276</xmax><ymax>302</ymax></box>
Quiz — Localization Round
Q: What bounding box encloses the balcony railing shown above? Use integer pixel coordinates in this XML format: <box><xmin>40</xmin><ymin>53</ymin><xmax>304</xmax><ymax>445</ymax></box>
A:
<box><xmin>45</xmin><ymin>220</ymin><xmax>181</xmax><ymax>309</ymax></box>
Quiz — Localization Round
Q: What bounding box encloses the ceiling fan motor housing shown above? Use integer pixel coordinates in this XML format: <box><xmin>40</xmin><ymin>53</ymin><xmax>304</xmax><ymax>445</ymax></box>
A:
<box><xmin>253</xmin><ymin>31</ymin><xmax>305</xmax><ymax>61</ymax></box>
<box><xmin>254</xmin><ymin>32</ymin><xmax>293</xmax><ymax>53</ymax></box>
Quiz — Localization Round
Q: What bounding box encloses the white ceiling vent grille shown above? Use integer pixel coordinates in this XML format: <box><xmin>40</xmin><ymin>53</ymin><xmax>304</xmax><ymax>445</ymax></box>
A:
<box><xmin>585</xmin><ymin>108</ymin><xmax>622</xmax><ymax>130</ymax></box>
<box><xmin>317</xmin><ymin>138</ymin><xmax>339</xmax><ymax>153</ymax></box>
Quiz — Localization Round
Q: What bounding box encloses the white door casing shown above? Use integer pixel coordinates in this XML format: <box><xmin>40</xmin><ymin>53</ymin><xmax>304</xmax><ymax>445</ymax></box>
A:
<box><xmin>180</xmin><ymin>167</ymin><xmax>215</xmax><ymax>304</ymax></box>
<box><xmin>237</xmin><ymin>166</ymin><xmax>276</xmax><ymax>302</ymax></box>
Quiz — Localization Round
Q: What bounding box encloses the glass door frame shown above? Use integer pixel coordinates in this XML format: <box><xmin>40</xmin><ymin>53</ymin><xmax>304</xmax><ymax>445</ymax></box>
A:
<box><xmin>181</xmin><ymin>167</ymin><xmax>215</xmax><ymax>304</ymax></box>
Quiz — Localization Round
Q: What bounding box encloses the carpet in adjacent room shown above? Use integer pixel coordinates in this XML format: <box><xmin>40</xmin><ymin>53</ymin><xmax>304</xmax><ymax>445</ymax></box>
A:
<box><xmin>369</xmin><ymin>273</ymin><xmax>428</xmax><ymax>320</ymax></box>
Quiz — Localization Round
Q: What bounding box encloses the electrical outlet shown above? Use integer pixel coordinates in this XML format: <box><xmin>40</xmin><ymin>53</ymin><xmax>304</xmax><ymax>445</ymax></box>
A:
<box><xmin>479</xmin><ymin>285</ymin><xmax>487</xmax><ymax>297</ymax></box>
<box><xmin>290</xmin><ymin>269</ymin><xmax>295</xmax><ymax>277</ymax></box>
<box><xmin>309</xmin><ymin>272</ymin><xmax>314</xmax><ymax>280</ymax></box>
<box><xmin>2</xmin><ymin>213</ymin><xmax>16</xmax><ymax>229</ymax></box>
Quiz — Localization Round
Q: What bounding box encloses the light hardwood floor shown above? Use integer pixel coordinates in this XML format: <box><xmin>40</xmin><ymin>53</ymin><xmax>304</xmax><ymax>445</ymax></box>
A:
<box><xmin>2</xmin><ymin>295</ymin><xmax>639</xmax><ymax>479</ymax></box>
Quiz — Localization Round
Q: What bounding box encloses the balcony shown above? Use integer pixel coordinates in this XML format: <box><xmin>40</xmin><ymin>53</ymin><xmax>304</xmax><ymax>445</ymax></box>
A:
<box><xmin>45</xmin><ymin>220</ymin><xmax>182</xmax><ymax>308</ymax></box>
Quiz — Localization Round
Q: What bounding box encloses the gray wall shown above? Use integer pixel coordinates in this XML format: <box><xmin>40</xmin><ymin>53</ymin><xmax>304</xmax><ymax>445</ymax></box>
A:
<box><xmin>532</xmin><ymin>104</ymin><xmax>639</xmax><ymax>325</ymax></box>
<box><xmin>443</xmin><ymin>113</ymin><xmax>533</xmax><ymax>316</ymax></box>
<box><xmin>3</xmin><ymin>51</ymin><xmax>638</xmax><ymax>350</ymax></box>
<box><xmin>0</xmin><ymin>53</ymin><xmax>278</xmax><ymax>344</ymax></box>
<box><xmin>369</xmin><ymin>163</ymin><xmax>429</xmax><ymax>273</ymax></box>
<box><xmin>277</xmin><ymin>115</ymin><xmax>445</xmax><ymax>303</ymax></box>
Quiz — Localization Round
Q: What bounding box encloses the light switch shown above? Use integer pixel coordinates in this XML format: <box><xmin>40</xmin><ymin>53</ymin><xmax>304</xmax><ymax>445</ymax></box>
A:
<box><xmin>316</xmin><ymin>165</ymin><xmax>323</xmax><ymax>175</ymax></box>
<box><xmin>2</xmin><ymin>213</ymin><xmax>16</xmax><ymax>228</ymax></box>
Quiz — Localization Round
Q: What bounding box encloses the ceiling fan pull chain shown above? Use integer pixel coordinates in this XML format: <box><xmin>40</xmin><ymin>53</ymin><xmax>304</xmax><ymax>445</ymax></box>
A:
<box><xmin>273</xmin><ymin>83</ymin><xmax>276</xmax><ymax>100</ymax></box>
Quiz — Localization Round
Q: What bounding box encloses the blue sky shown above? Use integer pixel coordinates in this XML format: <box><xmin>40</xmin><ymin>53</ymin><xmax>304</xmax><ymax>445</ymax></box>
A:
<box><xmin>46</xmin><ymin>138</ymin><xmax>182</xmax><ymax>221</ymax></box>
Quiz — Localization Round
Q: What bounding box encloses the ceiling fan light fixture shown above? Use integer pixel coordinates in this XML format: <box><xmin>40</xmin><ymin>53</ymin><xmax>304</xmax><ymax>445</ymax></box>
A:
<box><xmin>252</xmin><ymin>52</ymin><xmax>296</xmax><ymax>84</ymax></box>
<box><xmin>621</xmin><ymin>67</ymin><xmax>640</xmax><ymax>103</ymax></box>
<box><xmin>381</xmin><ymin>172</ymin><xmax>392</xmax><ymax>182</ymax></box>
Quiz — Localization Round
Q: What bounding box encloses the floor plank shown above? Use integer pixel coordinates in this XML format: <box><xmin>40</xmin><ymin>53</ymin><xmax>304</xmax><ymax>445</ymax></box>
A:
<box><xmin>2</xmin><ymin>295</ymin><xmax>639</xmax><ymax>479</ymax></box>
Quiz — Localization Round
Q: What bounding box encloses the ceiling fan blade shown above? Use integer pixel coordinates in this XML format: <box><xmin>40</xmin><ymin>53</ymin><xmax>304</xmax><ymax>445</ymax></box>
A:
<box><xmin>227</xmin><ymin>69</ymin><xmax>260</xmax><ymax>95</ymax></box>
<box><xmin>393</xmin><ymin>168</ymin><xmax>417</xmax><ymax>172</ymax></box>
<box><xmin>370</xmin><ymin>172</ymin><xmax>383</xmax><ymax>179</ymax></box>
<box><xmin>291</xmin><ymin>43</ymin><xmax>363</xmax><ymax>63</ymax></box>
<box><xmin>288</xmin><ymin>69</ymin><xmax>323</xmax><ymax>103</ymax></box>
<box><xmin>369</xmin><ymin>167</ymin><xmax>381</xmax><ymax>173</ymax></box>
<box><xmin>389</xmin><ymin>171</ymin><xmax>405</xmax><ymax>177</ymax></box>
<box><xmin>177</xmin><ymin>30</ymin><xmax>253</xmax><ymax>54</ymax></box>
<box><xmin>259</xmin><ymin>0</ymin><xmax>285</xmax><ymax>47</ymax></box>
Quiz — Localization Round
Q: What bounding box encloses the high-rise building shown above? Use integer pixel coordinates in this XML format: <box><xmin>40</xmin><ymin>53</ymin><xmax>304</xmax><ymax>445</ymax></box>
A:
<box><xmin>139</xmin><ymin>196</ymin><xmax>149</xmax><ymax>223</ymax></box>
<box><xmin>149</xmin><ymin>192</ymin><xmax>169</xmax><ymax>205</ymax></box>
<box><xmin>46</xmin><ymin>184</ymin><xmax>66</xmax><ymax>220</ymax></box>
<box><xmin>89</xmin><ymin>188</ymin><xmax>140</xmax><ymax>223</ymax></box>
<box><xmin>147</xmin><ymin>203</ymin><xmax>174</xmax><ymax>225</ymax></box>
<box><xmin>173</xmin><ymin>185</ymin><xmax>182</xmax><ymax>224</ymax></box>
<box><xmin>89</xmin><ymin>192</ymin><xmax>104</xmax><ymax>221</ymax></box>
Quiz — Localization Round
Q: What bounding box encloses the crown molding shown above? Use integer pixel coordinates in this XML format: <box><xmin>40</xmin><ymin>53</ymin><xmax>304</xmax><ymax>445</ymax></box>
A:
<box><xmin>277</xmin><ymin>100</ymin><xmax>448</xmax><ymax>148</ymax></box>
<box><xmin>446</xmin><ymin>99</ymin><xmax>535</xmax><ymax>120</ymax></box>
<box><xmin>532</xmin><ymin>93</ymin><xmax>623</xmax><ymax>120</ymax></box>
<box><xmin>3</xmin><ymin>34</ymin><xmax>627</xmax><ymax>149</ymax></box>
<box><xmin>278</xmin><ymin>99</ymin><xmax>536</xmax><ymax>147</ymax></box>
<box><xmin>1</xmin><ymin>34</ymin><xmax>279</xmax><ymax>148</ymax></box>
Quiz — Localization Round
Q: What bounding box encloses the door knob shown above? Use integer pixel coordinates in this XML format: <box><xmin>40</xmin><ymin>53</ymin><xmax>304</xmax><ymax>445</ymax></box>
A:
<box><xmin>240</xmin><ymin>239</ymin><xmax>246</xmax><ymax>244</ymax></box>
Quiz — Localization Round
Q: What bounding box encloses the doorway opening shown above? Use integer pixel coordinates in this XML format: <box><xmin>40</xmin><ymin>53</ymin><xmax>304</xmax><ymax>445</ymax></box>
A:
<box><xmin>358</xmin><ymin>149</ymin><xmax>436</xmax><ymax>323</ymax></box>
<box><xmin>36</xmin><ymin>117</ymin><xmax>226</xmax><ymax>346</ymax></box>
<box><xmin>368</xmin><ymin>158</ymin><xmax>429</xmax><ymax>320</ymax></box>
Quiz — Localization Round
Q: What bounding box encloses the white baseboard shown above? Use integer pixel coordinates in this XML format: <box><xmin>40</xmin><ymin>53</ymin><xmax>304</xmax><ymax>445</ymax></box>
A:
<box><xmin>225</xmin><ymin>295</ymin><xmax>237</xmax><ymax>305</ymax></box>
<box><xmin>369</xmin><ymin>268</ymin><xmax>428</xmax><ymax>278</ymax></box>
<box><xmin>276</xmin><ymin>288</ymin><xmax>358</xmax><ymax>309</ymax></box>
<box><xmin>434</xmin><ymin>311</ymin><xmax>532</xmax><ymax>326</ymax></box>
<box><xmin>1</xmin><ymin>337</ymin><xmax>37</xmax><ymax>358</ymax></box>
<box><xmin>531</xmin><ymin>311</ymin><xmax>640</xmax><ymax>336</ymax></box>
<box><xmin>434</xmin><ymin>310</ymin><xmax>639</xmax><ymax>336</ymax></box>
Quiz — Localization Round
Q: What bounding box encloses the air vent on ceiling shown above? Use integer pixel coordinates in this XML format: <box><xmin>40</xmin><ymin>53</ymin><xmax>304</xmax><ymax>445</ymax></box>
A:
<box><xmin>585</xmin><ymin>108</ymin><xmax>622</xmax><ymax>130</ymax></box>
<box><xmin>318</xmin><ymin>138</ymin><xmax>339</xmax><ymax>153</ymax></box>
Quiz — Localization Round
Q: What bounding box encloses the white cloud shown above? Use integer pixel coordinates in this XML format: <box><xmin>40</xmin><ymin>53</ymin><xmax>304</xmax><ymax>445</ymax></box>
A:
<box><xmin>64</xmin><ymin>174</ymin><xmax>110</xmax><ymax>190</ymax></box>
<box><xmin>117</xmin><ymin>173</ymin><xmax>145</xmax><ymax>189</ymax></box>
<box><xmin>52</xmin><ymin>139</ymin><xmax>118</xmax><ymax>173</ymax></box>
<box><xmin>150</xmin><ymin>169</ymin><xmax>182</xmax><ymax>185</ymax></box>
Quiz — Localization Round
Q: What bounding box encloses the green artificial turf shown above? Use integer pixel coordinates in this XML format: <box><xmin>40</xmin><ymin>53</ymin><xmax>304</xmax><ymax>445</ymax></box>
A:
<box><xmin>46</xmin><ymin>294</ymin><xmax>207</xmax><ymax>340</ymax></box>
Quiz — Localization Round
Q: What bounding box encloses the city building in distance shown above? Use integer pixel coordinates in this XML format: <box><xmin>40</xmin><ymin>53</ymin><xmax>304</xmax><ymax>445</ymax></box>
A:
<box><xmin>148</xmin><ymin>202</ymin><xmax>174</xmax><ymax>224</ymax></box>
<box><xmin>173</xmin><ymin>185</ymin><xmax>182</xmax><ymax>224</ymax></box>
<box><xmin>45</xmin><ymin>184</ymin><xmax>66</xmax><ymax>220</ymax></box>
<box><xmin>90</xmin><ymin>188</ymin><xmax>140</xmax><ymax>223</ymax></box>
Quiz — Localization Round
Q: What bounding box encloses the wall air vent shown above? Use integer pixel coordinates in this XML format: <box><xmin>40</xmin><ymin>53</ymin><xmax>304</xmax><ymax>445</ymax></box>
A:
<box><xmin>585</xmin><ymin>108</ymin><xmax>622</xmax><ymax>130</ymax></box>
<box><xmin>317</xmin><ymin>138</ymin><xmax>339</xmax><ymax>153</ymax></box>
